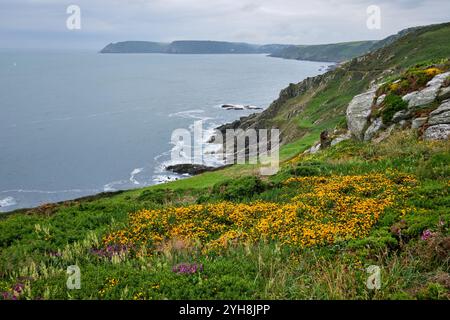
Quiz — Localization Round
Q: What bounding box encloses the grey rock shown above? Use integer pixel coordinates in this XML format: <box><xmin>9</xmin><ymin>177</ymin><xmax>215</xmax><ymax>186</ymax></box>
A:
<box><xmin>331</xmin><ymin>132</ymin><xmax>352</xmax><ymax>147</ymax></box>
<box><xmin>402</xmin><ymin>72</ymin><xmax>450</xmax><ymax>109</ymax></box>
<box><xmin>364</xmin><ymin>118</ymin><xmax>383</xmax><ymax>141</ymax></box>
<box><xmin>346</xmin><ymin>88</ymin><xmax>377</xmax><ymax>140</ymax></box>
<box><xmin>373</xmin><ymin>124</ymin><xmax>395</xmax><ymax>143</ymax></box>
<box><xmin>399</xmin><ymin>120</ymin><xmax>408</xmax><ymax>128</ymax></box>
<box><xmin>427</xmin><ymin>71</ymin><xmax>450</xmax><ymax>87</ymax></box>
<box><xmin>222</xmin><ymin>104</ymin><xmax>245</xmax><ymax>110</ymax></box>
<box><xmin>402</xmin><ymin>87</ymin><xmax>437</xmax><ymax>108</ymax></box>
<box><xmin>428</xmin><ymin>100</ymin><xmax>450</xmax><ymax>125</ymax></box>
<box><xmin>424</xmin><ymin>124</ymin><xmax>450</xmax><ymax>140</ymax></box>
<box><xmin>438</xmin><ymin>86</ymin><xmax>450</xmax><ymax>100</ymax></box>
<box><xmin>376</xmin><ymin>94</ymin><xmax>386</xmax><ymax>107</ymax></box>
<box><xmin>166</xmin><ymin>164</ymin><xmax>218</xmax><ymax>175</ymax></box>
<box><xmin>411</xmin><ymin>117</ymin><xmax>428</xmax><ymax>130</ymax></box>
<box><xmin>309</xmin><ymin>143</ymin><xmax>321</xmax><ymax>154</ymax></box>
<box><xmin>392</xmin><ymin>109</ymin><xmax>411</xmax><ymax>122</ymax></box>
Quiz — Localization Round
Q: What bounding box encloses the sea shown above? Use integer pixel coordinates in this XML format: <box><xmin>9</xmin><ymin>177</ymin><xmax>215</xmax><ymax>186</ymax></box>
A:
<box><xmin>0</xmin><ymin>49</ymin><xmax>331</xmax><ymax>212</ymax></box>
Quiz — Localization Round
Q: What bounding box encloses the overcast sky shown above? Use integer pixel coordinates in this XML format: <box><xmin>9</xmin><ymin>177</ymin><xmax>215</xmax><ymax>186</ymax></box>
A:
<box><xmin>1</xmin><ymin>0</ymin><xmax>449</xmax><ymax>50</ymax></box>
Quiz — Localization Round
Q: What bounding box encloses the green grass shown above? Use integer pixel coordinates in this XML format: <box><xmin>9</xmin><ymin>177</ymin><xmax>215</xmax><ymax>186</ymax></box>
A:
<box><xmin>0</xmin><ymin>130</ymin><xmax>448</xmax><ymax>300</ymax></box>
<box><xmin>1</xmin><ymin>23</ymin><xmax>450</xmax><ymax>300</ymax></box>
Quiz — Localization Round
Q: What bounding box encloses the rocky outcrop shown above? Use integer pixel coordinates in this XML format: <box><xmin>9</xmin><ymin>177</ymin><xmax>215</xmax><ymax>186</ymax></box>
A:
<box><xmin>424</xmin><ymin>100</ymin><xmax>450</xmax><ymax>140</ymax></box>
<box><xmin>411</xmin><ymin>117</ymin><xmax>428</xmax><ymax>130</ymax></box>
<box><xmin>403</xmin><ymin>72</ymin><xmax>450</xmax><ymax>109</ymax></box>
<box><xmin>221</xmin><ymin>104</ymin><xmax>263</xmax><ymax>111</ymax></box>
<box><xmin>346</xmin><ymin>88</ymin><xmax>377</xmax><ymax>140</ymax></box>
<box><xmin>343</xmin><ymin>71</ymin><xmax>450</xmax><ymax>145</ymax></box>
<box><xmin>320</xmin><ymin>130</ymin><xmax>332</xmax><ymax>149</ymax></box>
<box><xmin>364</xmin><ymin>118</ymin><xmax>384</xmax><ymax>141</ymax></box>
<box><xmin>166</xmin><ymin>164</ymin><xmax>220</xmax><ymax>175</ymax></box>
<box><xmin>424</xmin><ymin>124</ymin><xmax>450</xmax><ymax>140</ymax></box>
<box><xmin>438</xmin><ymin>86</ymin><xmax>450</xmax><ymax>100</ymax></box>
<box><xmin>427</xmin><ymin>100</ymin><xmax>450</xmax><ymax>125</ymax></box>
<box><xmin>331</xmin><ymin>132</ymin><xmax>352</xmax><ymax>146</ymax></box>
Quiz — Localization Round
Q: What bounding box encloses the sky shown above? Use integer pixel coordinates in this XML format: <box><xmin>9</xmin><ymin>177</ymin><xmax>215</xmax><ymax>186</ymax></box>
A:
<box><xmin>1</xmin><ymin>0</ymin><xmax>449</xmax><ymax>50</ymax></box>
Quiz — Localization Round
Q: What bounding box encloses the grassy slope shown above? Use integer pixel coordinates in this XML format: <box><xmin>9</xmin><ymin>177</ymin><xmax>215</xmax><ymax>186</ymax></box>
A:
<box><xmin>271</xmin><ymin>41</ymin><xmax>377</xmax><ymax>62</ymax></box>
<box><xmin>1</xmin><ymin>132</ymin><xmax>448</xmax><ymax>300</ymax></box>
<box><xmin>1</xmin><ymin>23</ymin><xmax>450</xmax><ymax>300</ymax></box>
<box><xmin>246</xmin><ymin>22</ymin><xmax>450</xmax><ymax>160</ymax></box>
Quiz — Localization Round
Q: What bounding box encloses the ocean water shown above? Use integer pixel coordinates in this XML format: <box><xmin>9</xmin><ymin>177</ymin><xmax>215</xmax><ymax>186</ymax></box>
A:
<box><xmin>0</xmin><ymin>50</ymin><xmax>330</xmax><ymax>212</ymax></box>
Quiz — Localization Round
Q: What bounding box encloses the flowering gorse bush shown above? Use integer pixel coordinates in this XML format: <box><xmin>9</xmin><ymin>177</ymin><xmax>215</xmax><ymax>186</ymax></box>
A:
<box><xmin>103</xmin><ymin>173</ymin><xmax>416</xmax><ymax>253</ymax></box>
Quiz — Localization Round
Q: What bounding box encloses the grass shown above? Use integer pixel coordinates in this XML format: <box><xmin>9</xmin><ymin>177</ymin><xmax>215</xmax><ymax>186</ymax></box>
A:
<box><xmin>0</xmin><ymin>130</ymin><xmax>448</xmax><ymax>300</ymax></box>
<box><xmin>1</xmin><ymin>23</ymin><xmax>450</xmax><ymax>300</ymax></box>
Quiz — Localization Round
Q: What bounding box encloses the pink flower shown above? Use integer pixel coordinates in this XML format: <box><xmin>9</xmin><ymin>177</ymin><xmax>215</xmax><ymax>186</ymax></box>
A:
<box><xmin>421</xmin><ymin>229</ymin><xmax>433</xmax><ymax>241</ymax></box>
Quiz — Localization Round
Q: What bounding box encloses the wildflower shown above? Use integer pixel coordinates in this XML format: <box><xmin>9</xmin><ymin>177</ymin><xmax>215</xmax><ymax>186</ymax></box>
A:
<box><xmin>172</xmin><ymin>263</ymin><xmax>204</xmax><ymax>275</ymax></box>
<box><xmin>103</xmin><ymin>173</ymin><xmax>416</xmax><ymax>253</ymax></box>
<box><xmin>421</xmin><ymin>229</ymin><xmax>434</xmax><ymax>241</ymax></box>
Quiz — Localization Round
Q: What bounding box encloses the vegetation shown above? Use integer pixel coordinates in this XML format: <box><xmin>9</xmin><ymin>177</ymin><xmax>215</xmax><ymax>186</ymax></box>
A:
<box><xmin>0</xmin><ymin>131</ymin><xmax>449</xmax><ymax>300</ymax></box>
<box><xmin>1</xmin><ymin>23</ymin><xmax>450</xmax><ymax>301</ymax></box>
<box><xmin>270</xmin><ymin>41</ymin><xmax>377</xmax><ymax>62</ymax></box>
<box><xmin>380</xmin><ymin>94</ymin><xmax>409</xmax><ymax>123</ymax></box>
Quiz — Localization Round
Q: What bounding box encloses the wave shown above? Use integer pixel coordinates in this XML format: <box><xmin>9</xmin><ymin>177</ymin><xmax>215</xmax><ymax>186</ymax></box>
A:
<box><xmin>168</xmin><ymin>109</ymin><xmax>213</xmax><ymax>121</ymax></box>
<box><xmin>0</xmin><ymin>196</ymin><xmax>16</xmax><ymax>208</ymax></box>
<box><xmin>130</xmin><ymin>168</ymin><xmax>144</xmax><ymax>185</ymax></box>
<box><xmin>0</xmin><ymin>188</ymin><xmax>99</xmax><ymax>194</ymax></box>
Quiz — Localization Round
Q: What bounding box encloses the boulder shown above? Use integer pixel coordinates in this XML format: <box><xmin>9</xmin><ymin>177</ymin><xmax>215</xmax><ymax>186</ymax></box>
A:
<box><xmin>402</xmin><ymin>88</ymin><xmax>437</xmax><ymax>109</ymax></box>
<box><xmin>411</xmin><ymin>117</ymin><xmax>428</xmax><ymax>130</ymax></box>
<box><xmin>376</xmin><ymin>94</ymin><xmax>386</xmax><ymax>107</ymax></box>
<box><xmin>427</xmin><ymin>71</ymin><xmax>450</xmax><ymax>87</ymax></box>
<box><xmin>402</xmin><ymin>72</ymin><xmax>450</xmax><ymax>109</ymax></box>
<box><xmin>309</xmin><ymin>144</ymin><xmax>321</xmax><ymax>154</ymax></box>
<box><xmin>428</xmin><ymin>100</ymin><xmax>450</xmax><ymax>125</ymax></box>
<box><xmin>331</xmin><ymin>132</ymin><xmax>352</xmax><ymax>146</ymax></box>
<box><xmin>424</xmin><ymin>124</ymin><xmax>450</xmax><ymax>140</ymax></box>
<box><xmin>320</xmin><ymin>130</ymin><xmax>331</xmax><ymax>149</ymax></box>
<box><xmin>166</xmin><ymin>164</ymin><xmax>218</xmax><ymax>175</ymax></box>
<box><xmin>364</xmin><ymin>118</ymin><xmax>383</xmax><ymax>141</ymax></box>
<box><xmin>373</xmin><ymin>124</ymin><xmax>395</xmax><ymax>143</ymax></box>
<box><xmin>222</xmin><ymin>104</ymin><xmax>245</xmax><ymax>110</ymax></box>
<box><xmin>438</xmin><ymin>86</ymin><xmax>450</xmax><ymax>100</ymax></box>
<box><xmin>392</xmin><ymin>109</ymin><xmax>411</xmax><ymax>122</ymax></box>
<box><xmin>346</xmin><ymin>88</ymin><xmax>377</xmax><ymax>140</ymax></box>
<box><xmin>399</xmin><ymin>120</ymin><xmax>409</xmax><ymax>129</ymax></box>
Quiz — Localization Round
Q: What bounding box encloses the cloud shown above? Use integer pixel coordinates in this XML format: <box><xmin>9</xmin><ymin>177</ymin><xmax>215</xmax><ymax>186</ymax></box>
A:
<box><xmin>0</xmin><ymin>0</ymin><xmax>449</xmax><ymax>49</ymax></box>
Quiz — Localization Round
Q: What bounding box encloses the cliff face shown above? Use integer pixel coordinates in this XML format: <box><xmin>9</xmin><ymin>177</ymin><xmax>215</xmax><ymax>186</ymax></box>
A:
<box><xmin>100</xmin><ymin>41</ymin><xmax>169</xmax><ymax>53</ymax></box>
<box><xmin>219</xmin><ymin>23</ymin><xmax>450</xmax><ymax>149</ymax></box>
<box><xmin>100</xmin><ymin>40</ymin><xmax>292</xmax><ymax>55</ymax></box>
<box><xmin>270</xmin><ymin>41</ymin><xmax>378</xmax><ymax>63</ymax></box>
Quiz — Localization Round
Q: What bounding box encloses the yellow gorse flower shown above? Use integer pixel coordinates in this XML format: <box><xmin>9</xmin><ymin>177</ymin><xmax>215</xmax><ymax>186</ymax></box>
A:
<box><xmin>103</xmin><ymin>173</ymin><xmax>415</xmax><ymax>252</ymax></box>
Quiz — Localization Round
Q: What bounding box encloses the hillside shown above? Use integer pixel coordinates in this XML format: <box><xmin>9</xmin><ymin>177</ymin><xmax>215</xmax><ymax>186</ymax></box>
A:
<box><xmin>221</xmin><ymin>22</ymin><xmax>450</xmax><ymax>153</ymax></box>
<box><xmin>100</xmin><ymin>40</ymin><xmax>292</xmax><ymax>55</ymax></box>
<box><xmin>270</xmin><ymin>27</ymin><xmax>420</xmax><ymax>63</ymax></box>
<box><xmin>100</xmin><ymin>41</ymin><xmax>170</xmax><ymax>53</ymax></box>
<box><xmin>270</xmin><ymin>40</ymin><xmax>377</xmax><ymax>62</ymax></box>
<box><xmin>0</xmin><ymin>23</ymin><xmax>449</xmax><ymax>300</ymax></box>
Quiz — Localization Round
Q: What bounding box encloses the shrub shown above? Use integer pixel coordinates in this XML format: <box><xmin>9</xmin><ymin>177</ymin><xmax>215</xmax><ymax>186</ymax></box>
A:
<box><xmin>210</xmin><ymin>176</ymin><xmax>267</xmax><ymax>201</ymax></box>
<box><xmin>137</xmin><ymin>189</ymin><xmax>172</xmax><ymax>204</ymax></box>
<box><xmin>416</xmin><ymin>283</ymin><xmax>449</xmax><ymax>300</ymax></box>
<box><xmin>291</xmin><ymin>161</ymin><xmax>331</xmax><ymax>177</ymax></box>
<box><xmin>381</xmin><ymin>94</ymin><xmax>408</xmax><ymax>123</ymax></box>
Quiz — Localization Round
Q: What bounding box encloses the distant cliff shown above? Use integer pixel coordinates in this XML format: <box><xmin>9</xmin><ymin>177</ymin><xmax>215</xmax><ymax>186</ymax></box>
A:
<box><xmin>100</xmin><ymin>40</ymin><xmax>291</xmax><ymax>55</ymax></box>
<box><xmin>100</xmin><ymin>41</ymin><xmax>170</xmax><ymax>53</ymax></box>
<box><xmin>269</xmin><ymin>41</ymin><xmax>378</xmax><ymax>63</ymax></box>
